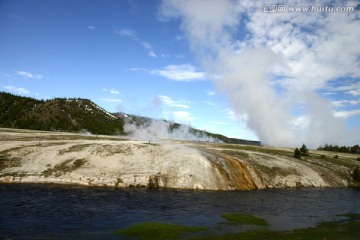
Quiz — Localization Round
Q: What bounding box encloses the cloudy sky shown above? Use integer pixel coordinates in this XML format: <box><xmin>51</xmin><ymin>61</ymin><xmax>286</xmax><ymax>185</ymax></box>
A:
<box><xmin>1</xmin><ymin>0</ymin><xmax>359</xmax><ymax>147</ymax></box>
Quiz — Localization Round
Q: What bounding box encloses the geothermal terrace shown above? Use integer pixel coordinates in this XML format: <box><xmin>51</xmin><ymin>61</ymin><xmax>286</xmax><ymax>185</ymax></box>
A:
<box><xmin>1</xmin><ymin>128</ymin><xmax>359</xmax><ymax>190</ymax></box>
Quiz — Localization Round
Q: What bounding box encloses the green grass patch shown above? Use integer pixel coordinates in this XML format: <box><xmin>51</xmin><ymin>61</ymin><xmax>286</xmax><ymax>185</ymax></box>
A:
<box><xmin>310</xmin><ymin>153</ymin><xmax>358</xmax><ymax>168</ymax></box>
<box><xmin>116</xmin><ymin>222</ymin><xmax>207</xmax><ymax>240</ymax></box>
<box><xmin>220</xmin><ymin>213</ymin><xmax>268</xmax><ymax>226</ymax></box>
<box><xmin>190</xmin><ymin>213</ymin><xmax>360</xmax><ymax>240</ymax></box>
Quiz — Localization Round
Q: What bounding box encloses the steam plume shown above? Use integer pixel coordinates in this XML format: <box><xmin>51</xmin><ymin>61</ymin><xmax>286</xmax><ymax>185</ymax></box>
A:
<box><xmin>160</xmin><ymin>0</ymin><xmax>360</xmax><ymax>147</ymax></box>
<box><xmin>124</xmin><ymin>118</ymin><xmax>221</xmax><ymax>142</ymax></box>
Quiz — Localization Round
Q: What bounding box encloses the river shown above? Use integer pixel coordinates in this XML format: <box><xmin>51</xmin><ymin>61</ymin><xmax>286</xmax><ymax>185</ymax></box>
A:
<box><xmin>1</xmin><ymin>184</ymin><xmax>359</xmax><ymax>239</ymax></box>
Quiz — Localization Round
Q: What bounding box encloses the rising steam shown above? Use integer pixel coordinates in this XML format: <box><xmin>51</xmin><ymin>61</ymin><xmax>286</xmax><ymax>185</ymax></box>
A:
<box><xmin>160</xmin><ymin>0</ymin><xmax>360</xmax><ymax>147</ymax></box>
<box><xmin>124</xmin><ymin>117</ymin><xmax>221</xmax><ymax>143</ymax></box>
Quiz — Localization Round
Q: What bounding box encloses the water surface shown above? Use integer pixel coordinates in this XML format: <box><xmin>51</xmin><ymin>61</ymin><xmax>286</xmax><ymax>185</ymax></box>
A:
<box><xmin>1</xmin><ymin>184</ymin><xmax>359</xmax><ymax>239</ymax></box>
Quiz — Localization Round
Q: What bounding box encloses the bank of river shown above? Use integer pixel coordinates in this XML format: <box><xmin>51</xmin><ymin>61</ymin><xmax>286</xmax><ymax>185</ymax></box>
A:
<box><xmin>1</xmin><ymin>184</ymin><xmax>359</xmax><ymax>239</ymax></box>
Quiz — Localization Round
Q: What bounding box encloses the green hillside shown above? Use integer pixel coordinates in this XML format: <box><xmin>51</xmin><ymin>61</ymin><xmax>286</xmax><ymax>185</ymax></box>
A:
<box><xmin>0</xmin><ymin>92</ymin><xmax>260</xmax><ymax>145</ymax></box>
<box><xmin>0</xmin><ymin>92</ymin><xmax>124</xmax><ymax>135</ymax></box>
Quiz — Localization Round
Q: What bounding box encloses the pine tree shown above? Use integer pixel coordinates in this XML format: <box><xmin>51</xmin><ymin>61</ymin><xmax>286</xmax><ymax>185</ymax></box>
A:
<box><xmin>300</xmin><ymin>144</ymin><xmax>309</xmax><ymax>156</ymax></box>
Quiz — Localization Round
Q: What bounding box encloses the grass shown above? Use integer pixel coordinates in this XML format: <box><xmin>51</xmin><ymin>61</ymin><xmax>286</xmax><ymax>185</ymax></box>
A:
<box><xmin>220</xmin><ymin>213</ymin><xmax>268</xmax><ymax>226</ymax></box>
<box><xmin>217</xmin><ymin>143</ymin><xmax>359</xmax><ymax>166</ymax></box>
<box><xmin>309</xmin><ymin>152</ymin><xmax>358</xmax><ymax>169</ymax></box>
<box><xmin>216</xmin><ymin>144</ymin><xmax>292</xmax><ymax>157</ymax></box>
<box><xmin>73</xmin><ymin>159</ymin><xmax>86</xmax><ymax>168</ymax></box>
<box><xmin>116</xmin><ymin>213</ymin><xmax>360</xmax><ymax>240</ymax></box>
<box><xmin>0</xmin><ymin>172</ymin><xmax>28</xmax><ymax>178</ymax></box>
<box><xmin>0</xmin><ymin>128</ymin><xmax>128</xmax><ymax>142</ymax></box>
<box><xmin>116</xmin><ymin>222</ymin><xmax>207</xmax><ymax>240</ymax></box>
<box><xmin>101</xmin><ymin>144</ymin><xmax>133</xmax><ymax>156</ymax></box>
<box><xmin>219</xmin><ymin>144</ymin><xmax>358</xmax><ymax>181</ymax></box>
<box><xmin>58</xmin><ymin>144</ymin><xmax>93</xmax><ymax>155</ymax></box>
<box><xmin>0</xmin><ymin>153</ymin><xmax>21</xmax><ymax>171</ymax></box>
<box><xmin>42</xmin><ymin>158</ymin><xmax>86</xmax><ymax>177</ymax></box>
<box><xmin>190</xmin><ymin>213</ymin><xmax>360</xmax><ymax>240</ymax></box>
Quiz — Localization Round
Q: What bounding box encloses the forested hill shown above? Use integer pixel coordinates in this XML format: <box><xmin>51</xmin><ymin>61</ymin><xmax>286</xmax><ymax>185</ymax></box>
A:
<box><xmin>0</xmin><ymin>92</ymin><xmax>261</xmax><ymax>145</ymax></box>
<box><xmin>0</xmin><ymin>92</ymin><xmax>124</xmax><ymax>135</ymax></box>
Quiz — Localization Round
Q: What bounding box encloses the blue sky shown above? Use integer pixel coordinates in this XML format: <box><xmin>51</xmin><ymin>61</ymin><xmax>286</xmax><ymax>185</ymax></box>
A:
<box><xmin>1</xmin><ymin>0</ymin><xmax>359</xmax><ymax>146</ymax></box>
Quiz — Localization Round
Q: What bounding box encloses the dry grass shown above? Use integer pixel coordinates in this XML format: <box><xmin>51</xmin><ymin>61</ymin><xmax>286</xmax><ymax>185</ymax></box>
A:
<box><xmin>58</xmin><ymin>144</ymin><xmax>94</xmax><ymax>155</ymax></box>
<box><xmin>42</xmin><ymin>158</ymin><xmax>87</xmax><ymax>177</ymax></box>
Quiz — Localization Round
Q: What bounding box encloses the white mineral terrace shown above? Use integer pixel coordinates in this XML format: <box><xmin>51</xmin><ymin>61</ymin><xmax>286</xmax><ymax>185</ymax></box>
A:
<box><xmin>0</xmin><ymin>128</ymin><xmax>358</xmax><ymax>190</ymax></box>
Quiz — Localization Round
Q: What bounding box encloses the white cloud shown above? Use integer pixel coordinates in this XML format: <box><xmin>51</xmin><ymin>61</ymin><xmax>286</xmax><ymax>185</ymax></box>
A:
<box><xmin>151</xmin><ymin>64</ymin><xmax>205</xmax><ymax>81</ymax></box>
<box><xmin>141</xmin><ymin>41</ymin><xmax>152</xmax><ymax>50</ymax></box>
<box><xmin>347</xmin><ymin>89</ymin><xmax>360</xmax><ymax>97</ymax></box>
<box><xmin>291</xmin><ymin>115</ymin><xmax>310</xmax><ymax>129</ymax></box>
<box><xmin>103</xmin><ymin>88</ymin><xmax>120</xmax><ymax>94</ymax></box>
<box><xmin>16</xmin><ymin>70</ymin><xmax>43</xmax><ymax>80</ymax></box>
<box><xmin>116</xmin><ymin>28</ymin><xmax>136</xmax><ymax>38</ymax></box>
<box><xmin>116</xmin><ymin>28</ymin><xmax>158</xmax><ymax>58</ymax></box>
<box><xmin>148</xmin><ymin>51</ymin><xmax>157</xmax><ymax>58</ymax></box>
<box><xmin>87</xmin><ymin>25</ymin><xmax>95</xmax><ymax>30</ymax></box>
<box><xmin>99</xmin><ymin>98</ymin><xmax>122</xmax><ymax>103</ymax></box>
<box><xmin>331</xmin><ymin>82</ymin><xmax>360</xmax><ymax>91</ymax></box>
<box><xmin>224</xmin><ymin>109</ymin><xmax>236</xmax><ymax>120</ymax></box>
<box><xmin>171</xmin><ymin>111</ymin><xmax>195</xmax><ymax>122</ymax></box>
<box><xmin>160</xmin><ymin>53</ymin><xmax>170</xmax><ymax>58</ymax></box>
<box><xmin>334</xmin><ymin>109</ymin><xmax>360</xmax><ymax>119</ymax></box>
<box><xmin>206</xmin><ymin>90</ymin><xmax>216</xmax><ymax>96</ymax></box>
<box><xmin>329</xmin><ymin>82</ymin><xmax>360</xmax><ymax>97</ymax></box>
<box><xmin>332</xmin><ymin>100</ymin><xmax>360</xmax><ymax>108</ymax></box>
<box><xmin>203</xmin><ymin>101</ymin><xmax>218</xmax><ymax>106</ymax></box>
<box><xmin>157</xmin><ymin>95</ymin><xmax>190</xmax><ymax>109</ymax></box>
<box><xmin>110</xmin><ymin>88</ymin><xmax>120</xmax><ymax>95</ymax></box>
<box><xmin>130</xmin><ymin>64</ymin><xmax>205</xmax><ymax>81</ymax></box>
<box><xmin>237</xmin><ymin>1</ymin><xmax>360</xmax><ymax>92</ymax></box>
<box><xmin>4</xmin><ymin>85</ymin><xmax>30</xmax><ymax>95</ymax></box>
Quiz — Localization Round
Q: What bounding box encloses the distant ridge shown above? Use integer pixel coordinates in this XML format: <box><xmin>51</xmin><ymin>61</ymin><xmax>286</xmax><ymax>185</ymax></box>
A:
<box><xmin>0</xmin><ymin>92</ymin><xmax>260</xmax><ymax>145</ymax></box>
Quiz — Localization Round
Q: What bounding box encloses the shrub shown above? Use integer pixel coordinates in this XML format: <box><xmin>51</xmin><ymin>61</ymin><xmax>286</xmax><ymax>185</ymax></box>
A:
<box><xmin>294</xmin><ymin>148</ymin><xmax>302</xmax><ymax>159</ymax></box>
<box><xmin>353</xmin><ymin>166</ymin><xmax>360</xmax><ymax>182</ymax></box>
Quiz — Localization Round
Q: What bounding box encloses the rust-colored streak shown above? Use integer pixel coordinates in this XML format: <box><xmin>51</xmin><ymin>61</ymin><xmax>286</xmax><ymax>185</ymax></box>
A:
<box><xmin>225</xmin><ymin>155</ymin><xmax>257</xmax><ymax>190</ymax></box>
<box><xmin>196</xmin><ymin>148</ymin><xmax>257</xmax><ymax>190</ymax></box>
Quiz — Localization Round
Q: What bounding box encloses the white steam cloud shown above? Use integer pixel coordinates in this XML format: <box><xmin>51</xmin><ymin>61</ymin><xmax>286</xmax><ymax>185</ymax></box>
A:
<box><xmin>124</xmin><ymin>119</ymin><xmax>221</xmax><ymax>143</ymax></box>
<box><xmin>160</xmin><ymin>0</ymin><xmax>360</xmax><ymax>148</ymax></box>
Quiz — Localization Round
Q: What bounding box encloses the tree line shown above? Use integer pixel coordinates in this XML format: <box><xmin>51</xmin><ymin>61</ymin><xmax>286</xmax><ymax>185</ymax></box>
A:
<box><xmin>317</xmin><ymin>144</ymin><xmax>360</xmax><ymax>154</ymax></box>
